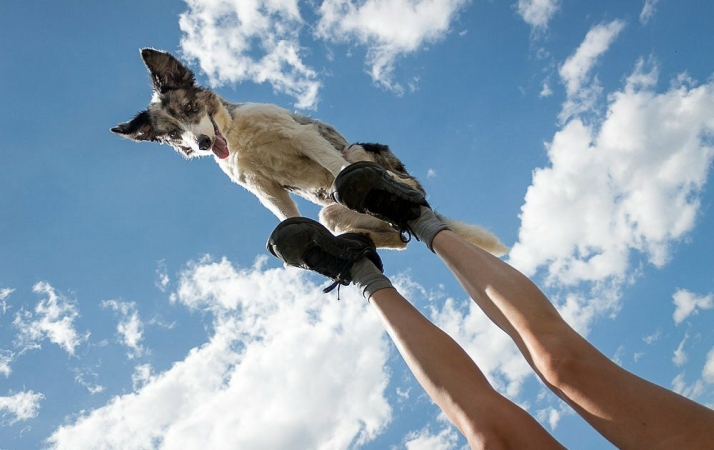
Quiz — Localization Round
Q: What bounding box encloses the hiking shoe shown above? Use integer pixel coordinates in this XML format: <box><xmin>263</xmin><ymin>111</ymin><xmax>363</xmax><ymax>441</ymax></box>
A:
<box><xmin>266</xmin><ymin>217</ymin><xmax>383</xmax><ymax>293</ymax></box>
<box><xmin>331</xmin><ymin>161</ymin><xmax>429</xmax><ymax>240</ymax></box>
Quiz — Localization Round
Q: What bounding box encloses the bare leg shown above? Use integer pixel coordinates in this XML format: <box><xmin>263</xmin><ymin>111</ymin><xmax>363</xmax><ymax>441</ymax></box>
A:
<box><xmin>431</xmin><ymin>230</ymin><xmax>714</xmax><ymax>449</ymax></box>
<box><xmin>368</xmin><ymin>287</ymin><xmax>564</xmax><ymax>449</ymax></box>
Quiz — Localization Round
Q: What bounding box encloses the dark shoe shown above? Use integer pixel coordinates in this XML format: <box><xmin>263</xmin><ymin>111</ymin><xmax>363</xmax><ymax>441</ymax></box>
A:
<box><xmin>266</xmin><ymin>217</ymin><xmax>383</xmax><ymax>293</ymax></box>
<box><xmin>331</xmin><ymin>161</ymin><xmax>429</xmax><ymax>239</ymax></box>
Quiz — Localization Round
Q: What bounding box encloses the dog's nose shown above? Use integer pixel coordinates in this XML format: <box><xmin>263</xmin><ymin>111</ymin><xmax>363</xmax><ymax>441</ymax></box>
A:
<box><xmin>198</xmin><ymin>135</ymin><xmax>212</xmax><ymax>151</ymax></box>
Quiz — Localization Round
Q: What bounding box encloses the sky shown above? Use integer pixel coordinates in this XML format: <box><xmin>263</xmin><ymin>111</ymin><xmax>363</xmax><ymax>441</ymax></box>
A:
<box><xmin>1</xmin><ymin>0</ymin><xmax>713</xmax><ymax>448</ymax></box>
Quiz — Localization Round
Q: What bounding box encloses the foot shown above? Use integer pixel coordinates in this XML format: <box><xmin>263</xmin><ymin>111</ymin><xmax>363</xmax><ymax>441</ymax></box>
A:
<box><xmin>266</xmin><ymin>217</ymin><xmax>383</xmax><ymax>292</ymax></box>
<box><xmin>330</xmin><ymin>161</ymin><xmax>429</xmax><ymax>239</ymax></box>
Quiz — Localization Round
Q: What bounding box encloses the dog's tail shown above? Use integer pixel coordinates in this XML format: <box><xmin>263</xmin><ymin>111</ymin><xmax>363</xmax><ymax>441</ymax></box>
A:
<box><xmin>435</xmin><ymin>213</ymin><xmax>509</xmax><ymax>257</ymax></box>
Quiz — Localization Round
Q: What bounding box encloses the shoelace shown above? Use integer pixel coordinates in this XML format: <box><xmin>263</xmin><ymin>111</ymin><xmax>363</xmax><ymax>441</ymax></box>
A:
<box><xmin>364</xmin><ymin>192</ymin><xmax>419</xmax><ymax>243</ymax></box>
<box><xmin>309</xmin><ymin>252</ymin><xmax>352</xmax><ymax>300</ymax></box>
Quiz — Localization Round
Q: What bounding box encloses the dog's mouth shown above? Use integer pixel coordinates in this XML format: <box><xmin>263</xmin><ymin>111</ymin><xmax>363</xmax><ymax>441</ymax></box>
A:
<box><xmin>210</xmin><ymin>116</ymin><xmax>230</xmax><ymax>160</ymax></box>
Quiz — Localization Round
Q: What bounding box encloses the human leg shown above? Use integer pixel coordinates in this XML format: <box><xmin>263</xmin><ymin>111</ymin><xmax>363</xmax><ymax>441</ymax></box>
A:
<box><xmin>331</xmin><ymin>161</ymin><xmax>714</xmax><ymax>449</ymax></box>
<box><xmin>431</xmin><ymin>230</ymin><xmax>714</xmax><ymax>449</ymax></box>
<box><xmin>266</xmin><ymin>217</ymin><xmax>563</xmax><ymax>448</ymax></box>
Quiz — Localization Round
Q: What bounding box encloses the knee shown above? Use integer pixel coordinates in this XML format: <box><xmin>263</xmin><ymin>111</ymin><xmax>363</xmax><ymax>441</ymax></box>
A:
<box><xmin>529</xmin><ymin>326</ymin><xmax>594</xmax><ymax>392</ymax></box>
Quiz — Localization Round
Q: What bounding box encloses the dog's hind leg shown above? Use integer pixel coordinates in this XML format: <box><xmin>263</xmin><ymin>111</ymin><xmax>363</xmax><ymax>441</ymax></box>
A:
<box><xmin>319</xmin><ymin>204</ymin><xmax>407</xmax><ymax>250</ymax></box>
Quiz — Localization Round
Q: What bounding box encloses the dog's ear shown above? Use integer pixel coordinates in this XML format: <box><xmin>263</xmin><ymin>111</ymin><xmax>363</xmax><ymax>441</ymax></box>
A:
<box><xmin>111</xmin><ymin>110</ymin><xmax>158</xmax><ymax>142</ymax></box>
<box><xmin>140</xmin><ymin>48</ymin><xmax>196</xmax><ymax>93</ymax></box>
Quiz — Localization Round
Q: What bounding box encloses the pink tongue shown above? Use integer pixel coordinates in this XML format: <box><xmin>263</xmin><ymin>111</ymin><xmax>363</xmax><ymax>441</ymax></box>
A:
<box><xmin>212</xmin><ymin>135</ymin><xmax>230</xmax><ymax>159</ymax></box>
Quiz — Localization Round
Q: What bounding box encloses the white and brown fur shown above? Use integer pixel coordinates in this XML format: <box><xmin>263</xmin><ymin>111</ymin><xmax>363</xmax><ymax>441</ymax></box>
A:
<box><xmin>112</xmin><ymin>48</ymin><xmax>507</xmax><ymax>254</ymax></box>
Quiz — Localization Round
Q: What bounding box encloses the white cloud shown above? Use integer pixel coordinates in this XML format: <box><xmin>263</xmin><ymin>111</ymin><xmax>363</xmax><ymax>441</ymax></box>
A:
<box><xmin>315</xmin><ymin>0</ymin><xmax>469</xmax><ymax>93</ymax></box>
<box><xmin>402</xmin><ymin>425</ymin><xmax>459</xmax><ymax>450</ymax></box>
<box><xmin>13</xmin><ymin>282</ymin><xmax>87</xmax><ymax>356</ymax></box>
<box><xmin>48</xmin><ymin>256</ymin><xmax>392</xmax><ymax>449</ymax></box>
<box><xmin>74</xmin><ymin>368</ymin><xmax>105</xmax><ymax>396</ymax></box>
<box><xmin>515</xmin><ymin>0</ymin><xmax>561</xmax><ymax>30</ymax></box>
<box><xmin>558</xmin><ymin>20</ymin><xmax>625</xmax><ymax>121</ymax></box>
<box><xmin>427</xmin><ymin>168</ymin><xmax>437</xmax><ymax>179</ymax></box>
<box><xmin>560</xmin><ymin>20</ymin><xmax>625</xmax><ymax>97</ymax></box>
<box><xmin>672</xmin><ymin>289</ymin><xmax>713</xmax><ymax>325</ymax></box>
<box><xmin>102</xmin><ymin>300</ymin><xmax>146</xmax><ymax>359</ymax></box>
<box><xmin>540</xmin><ymin>81</ymin><xmax>553</xmax><ymax>98</ymax></box>
<box><xmin>672</xmin><ymin>347</ymin><xmax>714</xmax><ymax>406</ymax></box>
<box><xmin>0</xmin><ymin>287</ymin><xmax>14</xmax><ymax>314</ymax></box>
<box><xmin>510</xmin><ymin>58</ymin><xmax>714</xmax><ymax>333</ymax></box>
<box><xmin>640</xmin><ymin>0</ymin><xmax>660</xmax><ymax>25</ymax></box>
<box><xmin>673</xmin><ymin>333</ymin><xmax>689</xmax><ymax>367</ymax></box>
<box><xmin>0</xmin><ymin>351</ymin><xmax>13</xmax><ymax>378</ymax></box>
<box><xmin>177</xmin><ymin>0</ymin><xmax>468</xmax><ymax>105</ymax></box>
<box><xmin>535</xmin><ymin>402</ymin><xmax>571</xmax><ymax>430</ymax></box>
<box><xmin>703</xmin><ymin>347</ymin><xmax>714</xmax><ymax>384</ymax></box>
<box><xmin>511</xmin><ymin>61</ymin><xmax>714</xmax><ymax>284</ymax></box>
<box><xmin>0</xmin><ymin>390</ymin><xmax>44</xmax><ymax>425</ymax></box>
<box><xmin>155</xmin><ymin>260</ymin><xmax>170</xmax><ymax>292</ymax></box>
<box><xmin>643</xmin><ymin>328</ymin><xmax>662</xmax><ymax>344</ymax></box>
<box><xmin>179</xmin><ymin>0</ymin><xmax>320</xmax><ymax>109</ymax></box>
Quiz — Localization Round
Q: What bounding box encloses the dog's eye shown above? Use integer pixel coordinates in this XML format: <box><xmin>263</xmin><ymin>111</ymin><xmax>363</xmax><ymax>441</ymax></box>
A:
<box><xmin>168</xmin><ymin>130</ymin><xmax>181</xmax><ymax>140</ymax></box>
<box><xmin>184</xmin><ymin>102</ymin><xmax>198</xmax><ymax>114</ymax></box>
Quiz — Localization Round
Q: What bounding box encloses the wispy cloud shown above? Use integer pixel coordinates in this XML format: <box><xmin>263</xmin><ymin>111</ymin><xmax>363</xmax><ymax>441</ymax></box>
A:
<box><xmin>102</xmin><ymin>300</ymin><xmax>146</xmax><ymax>359</ymax></box>
<box><xmin>640</xmin><ymin>0</ymin><xmax>660</xmax><ymax>25</ymax></box>
<box><xmin>402</xmin><ymin>424</ymin><xmax>459</xmax><ymax>449</ymax></box>
<box><xmin>48</xmin><ymin>256</ymin><xmax>392</xmax><ymax>449</ymax></box>
<box><xmin>515</xmin><ymin>0</ymin><xmax>562</xmax><ymax>31</ymax></box>
<box><xmin>673</xmin><ymin>332</ymin><xmax>689</xmax><ymax>367</ymax></box>
<box><xmin>0</xmin><ymin>391</ymin><xmax>44</xmax><ymax>425</ymax></box>
<box><xmin>558</xmin><ymin>20</ymin><xmax>626</xmax><ymax>121</ymax></box>
<box><xmin>0</xmin><ymin>287</ymin><xmax>14</xmax><ymax>315</ymax></box>
<box><xmin>672</xmin><ymin>289</ymin><xmax>713</xmax><ymax>325</ymax></box>
<box><xmin>0</xmin><ymin>351</ymin><xmax>13</xmax><ymax>378</ymax></box>
<box><xmin>13</xmin><ymin>282</ymin><xmax>87</xmax><ymax>356</ymax></box>
<box><xmin>315</xmin><ymin>0</ymin><xmax>469</xmax><ymax>93</ymax></box>
<box><xmin>672</xmin><ymin>346</ymin><xmax>714</xmax><ymax>406</ymax></box>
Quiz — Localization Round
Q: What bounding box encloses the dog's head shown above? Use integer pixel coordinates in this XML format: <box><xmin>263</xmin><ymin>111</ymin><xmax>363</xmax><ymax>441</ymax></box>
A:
<box><xmin>111</xmin><ymin>48</ymin><xmax>229</xmax><ymax>160</ymax></box>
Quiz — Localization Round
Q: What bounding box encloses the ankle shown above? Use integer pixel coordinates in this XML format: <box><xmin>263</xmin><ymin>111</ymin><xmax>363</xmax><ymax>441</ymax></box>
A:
<box><xmin>350</xmin><ymin>258</ymin><xmax>393</xmax><ymax>300</ymax></box>
<box><xmin>407</xmin><ymin>207</ymin><xmax>450</xmax><ymax>252</ymax></box>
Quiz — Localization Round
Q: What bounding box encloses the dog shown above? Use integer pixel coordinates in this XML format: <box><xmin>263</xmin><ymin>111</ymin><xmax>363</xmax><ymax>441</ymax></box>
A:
<box><xmin>111</xmin><ymin>48</ymin><xmax>507</xmax><ymax>255</ymax></box>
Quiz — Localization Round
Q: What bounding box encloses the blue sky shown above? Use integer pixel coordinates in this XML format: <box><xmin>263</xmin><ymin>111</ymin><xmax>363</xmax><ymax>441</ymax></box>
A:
<box><xmin>1</xmin><ymin>0</ymin><xmax>713</xmax><ymax>448</ymax></box>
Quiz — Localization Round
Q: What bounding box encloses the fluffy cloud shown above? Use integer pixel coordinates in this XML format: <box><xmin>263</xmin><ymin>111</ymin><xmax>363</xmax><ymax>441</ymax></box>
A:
<box><xmin>48</xmin><ymin>256</ymin><xmax>392</xmax><ymax>449</ymax></box>
<box><xmin>640</xmin><ymin>0</ymin><xmax>660</xmax><ymax>25</ymax></box>
<box><xmin>178</xmin><ymin>0</ymin><xmax>468</xmax><ymax>107</ymax></box>
<box><xmin>315</xmin><ymin>0</ymin><xmax>469</xmax><ymax>93</ymax></box>
<box><xmin>559</xmin><ymin>20</ymin><xmax>625</xmax><ymax>121</ymax></box>
<box><xmin>510</xmin><ymin>36</ymin><xmax>714</xmax><ymax>334</ymax></box>
<box><xmin>515</xmin><ymin>0</ymin><xmax>561</xmax><ymax>30</ymax></box>
<box><xmin>13</xmin><ymin>282</ymin><xmax>87</xmax><ymax>355</ymax></box>
<box><xmin>179</xmin><ymin>0</ymin><xmax>320</xmax><ymax>109</ymax></box>
<box><xmin>511</xmin><ymin>61</ymin><xmax>714</xmax><ymax>287</ymax></box>
<box><xmin>672</xmin><ymin>289</ymin><xmax>713</xmax><ymax>325</ymax></box>
<box><xmin>102</xmin><ymin>300</ymin><xmax>146</xmax><ymax>359</ymax></box>
<box><xmin>0</xmin><ymin>390</ymin><xmax>44</xmax><ymax>425</ymax></box>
